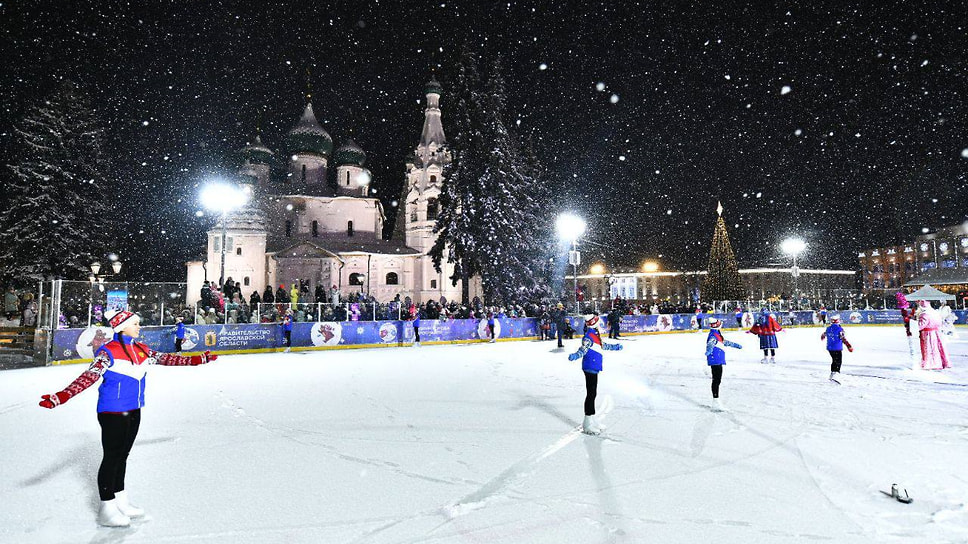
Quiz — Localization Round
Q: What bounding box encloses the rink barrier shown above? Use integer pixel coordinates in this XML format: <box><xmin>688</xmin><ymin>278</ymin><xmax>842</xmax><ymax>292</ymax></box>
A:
<box><xmin>45</xmin><ymin>310</ymin><xmax>967</xmax><ymax>365</ymax></box>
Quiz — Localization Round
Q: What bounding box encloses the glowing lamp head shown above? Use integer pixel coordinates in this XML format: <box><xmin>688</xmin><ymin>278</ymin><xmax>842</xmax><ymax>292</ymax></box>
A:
<box><xmin>201</xmin><ymin>182</ymin><xmax>249</xmax><ymax>214</ymax></box>
<box><xmin>556</xmin><ymin>213</ymin><xmax>586</xmax><ymax>241</ymax></box>
<box><xmin>781</xmin><ymin>238</ymin><xmax>807</xmax><ymax>256</ymax></box>
<box><xmin>589</xmin><ymin>263</ymin><xmax>605</xmax><ymax>275</ymax></box>
<box><xmin>642</xmin><ymin>261</ymin><xmax>659</xmax><ymax>273</ymax></box>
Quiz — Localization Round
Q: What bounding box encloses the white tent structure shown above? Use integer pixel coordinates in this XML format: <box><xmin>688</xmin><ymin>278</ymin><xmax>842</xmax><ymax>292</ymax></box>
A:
<box><xmin>904</xmin><ymin>284</ymin><xmax>955</xmax><ymax>301</ymax></box>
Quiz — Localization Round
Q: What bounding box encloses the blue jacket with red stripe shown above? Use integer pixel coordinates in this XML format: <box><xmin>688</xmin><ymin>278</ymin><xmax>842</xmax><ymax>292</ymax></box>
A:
<box><xmin>705</xmin><ymin>329</ymin><xmax>742</xmax><ymax>366</ymax></box>
<box><xmin>568</xmin><ymin>329</ymin><xmax>623</xmax><ymax>373</ymax></box>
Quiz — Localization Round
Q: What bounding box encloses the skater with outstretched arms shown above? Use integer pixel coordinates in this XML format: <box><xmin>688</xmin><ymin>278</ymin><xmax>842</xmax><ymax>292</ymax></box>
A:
<box><xmin>568</xmin><ymin>314</ymin><xmax>623</xmax><ymax>434</ymax></box>
<box><xmin>38</xmin><ymin>310</ymin><xmax>216</xmax><ymax>527</ymax></box>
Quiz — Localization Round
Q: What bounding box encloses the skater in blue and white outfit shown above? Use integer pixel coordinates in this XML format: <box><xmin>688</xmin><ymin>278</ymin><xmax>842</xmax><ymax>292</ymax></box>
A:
<box><xmin>820</xmin><ymin>315</ymin><xmax>852</xmax><ymax>383</ymax></box>
<box><xmin>705</xmin><ymin>318</ymin><xmax>742</xmax><ymax>411</ymax></box>
<box><xmin>568</xmin><ymin>314</ymin><xmax>623</xmax><ymax>434</ymax></box>
<box><xmin>171</xmin><ymin>316</ymin><xmax>185</xmax><ymax>352</ymax></box>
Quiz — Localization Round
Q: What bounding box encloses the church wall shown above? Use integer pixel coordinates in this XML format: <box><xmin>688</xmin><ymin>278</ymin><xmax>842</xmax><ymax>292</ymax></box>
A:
<box><xmin>267</xmin><ymin>197</ymin><xmax>384</xmax><ymax>239</ymax></box>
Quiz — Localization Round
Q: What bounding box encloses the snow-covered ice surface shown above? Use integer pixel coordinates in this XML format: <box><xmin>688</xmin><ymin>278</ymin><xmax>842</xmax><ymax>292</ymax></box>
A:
<box><xmin>2</xmin><ymin>326</ymin><xmax>967</xmax><ymax>543</ymax></box>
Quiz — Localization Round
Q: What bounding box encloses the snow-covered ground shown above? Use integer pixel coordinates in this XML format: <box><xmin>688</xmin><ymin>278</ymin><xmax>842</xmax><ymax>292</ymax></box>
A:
<box><xmin>2</xmin><ymin>325</ymin><xmax>967</xmax><ymax>544</ymax></box>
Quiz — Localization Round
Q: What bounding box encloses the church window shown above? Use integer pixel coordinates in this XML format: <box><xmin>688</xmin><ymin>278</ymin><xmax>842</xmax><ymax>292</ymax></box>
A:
<box><xmin>430</xmin><ymin>175</ymin><xmax>436</xmax><ymax>184</ymax></box>
<box><xmin>346</xmin><ymin>171</ymin><xmax>351</xmax><ymax>186</ymax></box>
<box><xmin>385</xmin><ymin>272</ymin><xmax>398</xmax><ymax>285</ymax></box>
<box><xmin>236</xmin><ymin>247</ymin><xmax>242</xmax><ymax>256</ymax></box>
<box><xmin>312</xmin><ymin>220</ymin><xmax>318</xmax><ymax>238</ymax></box>
<box><xmin>347</xmin><ymin>221</ymin><xmax>354</xmax><ymax>237</ymax></box>
<box><xmin>286</xmin><ymin>220</ymin><xmax>292</xmax><ymax>237</ymax></box>
<box><xmin>349</xmin><ymin>273</ymin><xmax>365</xmax><ymax>286</ymax></box>
<box><xmin>427</xmin><ymin>198</ymin><xmax>439</xmax><ymax>221</ymax></box>
<box><xmin>430</xmin><ymin>279</ymin><xmax>437</xmax><ymax>289</ymax></box>
<box><xmin>301</xmin><ymin>164</ymin><xmax>307</xmax><ymax>183</ymax></box>
<box><xmin>226</xmin><ymin>237</ymin><xmax>234</xmax><ymax>251</ymax></box>
<box><xmin>410</xmin><ymin>209</ymin><xmax>417</xmax><ymax>222</ymax></box>
<box><xmin>243</xmin><ymin>277</ymin><xmax>250</xmax><ymax>286</ymax></box>
<box><xmin>213</xmin><ymin>237</ymin><xmax>220</xmax><ymax>252</ymax></box>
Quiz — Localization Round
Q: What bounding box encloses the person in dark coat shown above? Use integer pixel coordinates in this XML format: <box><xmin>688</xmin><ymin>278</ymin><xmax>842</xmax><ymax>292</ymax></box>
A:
<box><xmin>552</xmin><ymin>303</ymin><xmax>567</xmax><ymax>347</ymax></box>
<box><xmin>275</xmin><ymin>285</ymin><xmax>288</xmax><ymax>305</ymax></box>
<box><xmin>263</xmin><ymin>285</ymin><xmax>275</xmax><ymax>304</ymax></box>
<box><xmin>315</xmin><ymin>284</ymin><xmax>326</xmax><ymax>304</ymax></box>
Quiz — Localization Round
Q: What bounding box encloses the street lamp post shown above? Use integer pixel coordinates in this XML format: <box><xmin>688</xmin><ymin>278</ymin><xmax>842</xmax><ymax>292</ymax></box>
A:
<box><xmin>556</xmin><ymin>213</ymin><xmax>586</xmax><ymax>315</ymax></box>
<box><xmin>89</xmin><ymin>255</ymin><xmax>123</xmax><ymax>326</ymax></box>
<box><xmin>201</xmin><ymin>182</ymin><xmax>250</xmax><ymax>288</ymax></box>
<box><xmin>781</xmin><ymin>238</ymin><xmax>807</xmax><ymax>310</ymax></box>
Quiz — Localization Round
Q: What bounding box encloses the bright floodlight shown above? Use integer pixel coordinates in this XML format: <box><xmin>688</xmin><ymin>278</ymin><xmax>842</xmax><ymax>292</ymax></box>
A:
<box><xmin>556</xmin><ymin>213</ymin><xmax>586</xmax><ymax>241</ymax></box>
<box><xmin>642</xmin><ymin>261</ymin><xmax>659</xmax><ymax>273</ymax></box>
<box><xmin>589</xmin><ymin>263</ymin><xmax>605</xmax><ymax>275</ymax></box>
<box><xmin>356</xmin><ymin>170</ymin><xmax>372</xmax><ymax>186</ymax></box>
<box><xmin>201</xmin><ymin>182</ymin><xmax>249</xmax><ymax>214</ymax></box>
<box><xmin>781</xmin><ymin>238</ymin><xmax>807</xmax><ymax>256</ymax></box>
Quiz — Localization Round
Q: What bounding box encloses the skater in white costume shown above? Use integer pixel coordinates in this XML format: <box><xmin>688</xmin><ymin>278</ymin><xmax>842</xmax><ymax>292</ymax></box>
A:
<box><xmin>916</xmin><ymin>301</ymin><xmax>950</xmax><ymax>370</ymax></box>
<box><xmin>568</xmin><ymin>315</ymin><xmax>623</xmax><ymax>434</ymax></box>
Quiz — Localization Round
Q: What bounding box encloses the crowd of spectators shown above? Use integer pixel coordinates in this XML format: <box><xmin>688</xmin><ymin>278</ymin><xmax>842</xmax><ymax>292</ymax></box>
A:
<box><xmin>3</xmin><ymin>286</ymin><xmax>38</xmax><ymax>327</ymax></box>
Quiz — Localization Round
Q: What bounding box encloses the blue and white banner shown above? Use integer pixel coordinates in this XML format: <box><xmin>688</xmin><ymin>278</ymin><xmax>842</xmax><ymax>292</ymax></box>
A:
<box><xmin>48</xmin><ymin>310</ymin><xmax>967</xmax><ymax>363</ymax></box>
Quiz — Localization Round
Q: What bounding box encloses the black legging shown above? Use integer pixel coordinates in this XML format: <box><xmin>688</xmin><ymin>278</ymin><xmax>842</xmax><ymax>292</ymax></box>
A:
<box><xmin>284</xmin><ymin>330</ymin><xmax>292</xmax><ymax>348</ymax></box>
<box><xmin>174</xmin><ymin>338</ymin><xmax>183</xmax><ymax>352</ymax></box>
<box><xmin>413</xmin><ymin>326</ymin><xmax>420</xmax><ymax>342</ymax></box>
<box><xmin>97</xmin><ymin>409</ymin><xmax>141</xmax><ymax>501</ymax></box>
<box><xmin>710</xmin><ymin>365</ymin><xmax>723</xmax><ymax>398</ymax></box>
<box><xmin>829</xmin><ymin>350</ymin><xmax>843</xmax><ymax>373</ymax></box>
<box><xmin>584</xmin><ymin>371</ymin><xmax>598</xmax><ymax>416</ymax></box>
<box><xmin>762</xmin><ymin>349</ymin><xmax>775</xmax><ymax>357</ymax></box>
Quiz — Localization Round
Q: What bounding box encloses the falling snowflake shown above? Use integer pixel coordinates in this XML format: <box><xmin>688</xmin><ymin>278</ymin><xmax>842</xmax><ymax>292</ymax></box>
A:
<box><xmin>595</xmin><ymin>82</ymin><xmax>605</xmax><ymax>91</ymax></box>
<box><xmin>538</xmin><ymin>63</ymin><xmax>547</xmax><ymax>70</ymax></box>
<box><xmin>610</xmin><ymin>94</ymin><xmax>619</xmax><ymax>103</ymax></box>
<box><xmin>781</xmin><ymin>85</ymin><xmax>791</xmax><ymax>95</ymax></box>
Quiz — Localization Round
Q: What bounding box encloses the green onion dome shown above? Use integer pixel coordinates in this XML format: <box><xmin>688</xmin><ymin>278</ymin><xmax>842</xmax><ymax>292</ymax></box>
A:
<box><xmin>286</xmin><ymin>102</ymin><xmax>332</xmax><ymax>157</ymax></box>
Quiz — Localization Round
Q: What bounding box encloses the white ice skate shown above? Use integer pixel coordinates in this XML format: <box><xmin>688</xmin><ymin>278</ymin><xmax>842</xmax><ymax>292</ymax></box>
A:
<box><xmin>711</xmin><ymin>398</ymin><xmax>728</xmax><ymax>412</ymax></box>
<box><xmin>760</xmin><ymin>357</ymin><xmax>768</xmax><ymax>364</ymax></box>
<box><xmin>114</xmin><ymin>490</ymin><xmax>144</xmax><ymax>518</ymax></box>
<box><xmin>284</xmin><ymin>347</ymin><xmax>291</xmax><ymax>353</ymax></box>
<box><xmin>829</xmin><ymin>371</ymin><xmax>841</xmax><ymax>384</ymax></box>
<box><xmin>594</xmin><ymin>415</ymin><xmax>607</xmax><ymax>432</ymax></box>
<box><xmin>582</xmin><ymin>415</ymin><xmax>602</xmax><ymax>435</ymax></box>
<box><xmin>97</xmin><ymin>499</ymin><xmax>131</xmax><ymax>528</ymax></box>
<box><xmin>413</xmin><ymin>341</ymin><xmax>420</xmax><ymax>347</ymax></box>
<box><xmin>769</xmin><ymin>356</ymin><xmax>776</xmax><ymax>364</ymax></box>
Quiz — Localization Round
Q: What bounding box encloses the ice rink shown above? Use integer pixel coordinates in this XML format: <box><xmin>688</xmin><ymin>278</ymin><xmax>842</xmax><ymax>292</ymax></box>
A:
<box><xmin>2</xmin><ymin>325</ymin><xmax>966</xmax><ymax>543</ymax></box>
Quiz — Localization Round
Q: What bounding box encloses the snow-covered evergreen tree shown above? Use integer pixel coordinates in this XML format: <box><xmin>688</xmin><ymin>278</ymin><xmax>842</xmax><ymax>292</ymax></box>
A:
<box><xmin>476</xmin><ymin>56</ymin><xmax>552</xmax><ymax>304</ymax></box>
<box><xmin>430</xmin><ymin>46</ymin><xmax>486</xmax><ymax>304</ymax></box>
<box><xmin>0</xmin><ymin>80</ymin><xmax>112</xmax><ymax>284</ymax></box>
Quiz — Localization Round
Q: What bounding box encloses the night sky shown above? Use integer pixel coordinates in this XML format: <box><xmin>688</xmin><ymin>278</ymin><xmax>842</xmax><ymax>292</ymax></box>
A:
<box><xmin>3</xmin><ymin>1</ymin><xmax>967</xmax><ymax>282</ymax></box>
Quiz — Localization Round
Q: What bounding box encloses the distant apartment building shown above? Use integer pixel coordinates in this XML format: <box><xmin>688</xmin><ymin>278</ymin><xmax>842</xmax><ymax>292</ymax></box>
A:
<box><xmin>859</xmin><ymin>223</ymin><xmax>968</xmax><ymax>294</ymax></box>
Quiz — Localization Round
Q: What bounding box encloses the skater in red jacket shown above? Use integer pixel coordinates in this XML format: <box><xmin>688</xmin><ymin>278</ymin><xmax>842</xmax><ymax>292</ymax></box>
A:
<box><xmin>748</xmin><ymin>309</ymin><xmax>783</xmax><ymax>363</ymax></box>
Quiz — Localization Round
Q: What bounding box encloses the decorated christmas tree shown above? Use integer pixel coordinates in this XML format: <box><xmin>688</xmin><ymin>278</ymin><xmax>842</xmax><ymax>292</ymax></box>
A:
<box><xmin>701</xmin><ymin>202</ymin><xmax>745</xmax><ymax>301</ymax></box>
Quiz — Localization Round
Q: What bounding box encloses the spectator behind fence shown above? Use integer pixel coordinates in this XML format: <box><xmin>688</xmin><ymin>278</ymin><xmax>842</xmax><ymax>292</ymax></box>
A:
<box><xmin>5</xmin><ymin>286</ymin><xmax>20</xmax><ymax>320</ymax></box>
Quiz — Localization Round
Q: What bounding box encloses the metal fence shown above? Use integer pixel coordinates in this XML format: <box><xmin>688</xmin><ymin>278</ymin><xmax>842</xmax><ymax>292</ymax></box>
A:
<box><xmin>39</xmin><ymin>280</ymin><xmax>412</xmax><ymax>329</ymax></box>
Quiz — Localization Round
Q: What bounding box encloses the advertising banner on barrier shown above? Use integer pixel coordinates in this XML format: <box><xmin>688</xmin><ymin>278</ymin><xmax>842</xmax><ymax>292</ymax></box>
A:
<box><xmin>46</xmin><ymin>310</ymin><xmax>967</xmax><ymax>363</ymax></box>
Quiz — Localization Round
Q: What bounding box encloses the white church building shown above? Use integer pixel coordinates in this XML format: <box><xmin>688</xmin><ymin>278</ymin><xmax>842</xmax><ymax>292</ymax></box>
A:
<box><xmin>186</xmin><ymin>79</ymin><xmax>481</xmax><ymax>304</ymax></box>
